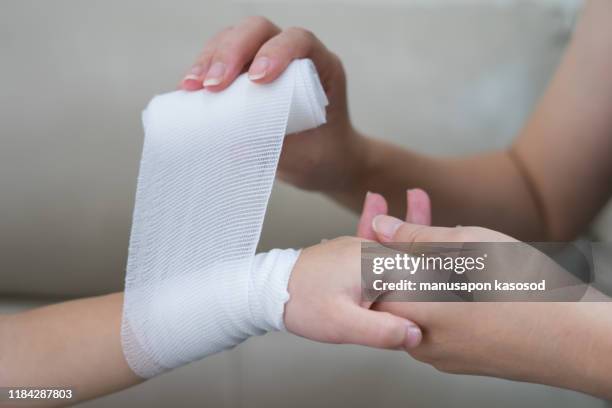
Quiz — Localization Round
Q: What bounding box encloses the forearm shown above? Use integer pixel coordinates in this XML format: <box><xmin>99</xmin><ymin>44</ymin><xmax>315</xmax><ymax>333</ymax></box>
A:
<box><xmin>331</xmin><ymin>133</ymin><xmax>545</xmax><ymax>241</ymax></box>
<box><xmin>334</xmin><ymin>0</ymin><xmax>612</xmax><ymax>241</ymax></box>
<box><xmin>0</xmin><ymin>293</ymin><xmax>141</xmax><ymax>406</ymax></box>
<box><xmin>523</xmin><ymin>301</ymin><xmax>612</xmax><ymax>400</ymax></box>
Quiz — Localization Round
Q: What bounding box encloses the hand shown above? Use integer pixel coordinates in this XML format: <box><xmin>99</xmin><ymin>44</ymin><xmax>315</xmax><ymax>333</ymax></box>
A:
<box><xmin>284</xmin><ymin>236</ymin><xmax>422</xmax><ymax>350</ymax></box>
<box><xmin>283</xmin><ymin>189</ymin><xmax>429</xmax><ymax>350</ymax></box>
<box><xmin>358</xmin><ymin>192</ymin><xmax>528</xmax><ymax>378</ymax></box>
<box><xmin>365</xmin><ymin>204</ymin><xmax>612</xmax><ymax>399</ymax></box>
<box><xmin>180</xmin><ymin>16</ymin><xmax>369</xmax><ymax>192</ymax></box>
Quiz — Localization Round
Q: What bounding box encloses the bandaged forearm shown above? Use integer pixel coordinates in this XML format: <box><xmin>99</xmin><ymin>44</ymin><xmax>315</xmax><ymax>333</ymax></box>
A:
<box><xmin>122</xmin><ymin>60</ymin><xmax>327</xmax><ymax>378</ymax></box>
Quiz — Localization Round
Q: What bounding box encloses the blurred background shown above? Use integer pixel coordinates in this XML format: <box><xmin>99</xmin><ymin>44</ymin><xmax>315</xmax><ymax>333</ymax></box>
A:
<box><xmin>1</xmin><ymin>0</ymin><xmax>611</xmax><ymax>406</ymax></box>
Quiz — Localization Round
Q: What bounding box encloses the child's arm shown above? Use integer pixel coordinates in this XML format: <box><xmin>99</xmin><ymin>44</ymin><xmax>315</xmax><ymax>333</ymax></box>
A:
<box><xmin>0</xmin><ymin>293</ymin><xmax>141</xmax><ymax>405</ymax></box>
<box><xmin>0</xmin><ymin>240</ymin><xmax>421</xmax><ymax>406</ymax></box>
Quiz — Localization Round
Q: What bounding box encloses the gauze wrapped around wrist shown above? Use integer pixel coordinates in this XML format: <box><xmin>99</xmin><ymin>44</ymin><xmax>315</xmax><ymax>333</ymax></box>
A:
<box><xmin>248</xmin><ymin>248</ymin><xmax>301</xmax><ymax>332</ymax></box>
<box><xmin>123</xmin><ymin>248</ymin><xmax>299</xmax><ymax>376</ymax></box>
<box><xmin>122</xmin><ymin>59</ymin><xmax>327</xmax><ymax>378</ymax></box>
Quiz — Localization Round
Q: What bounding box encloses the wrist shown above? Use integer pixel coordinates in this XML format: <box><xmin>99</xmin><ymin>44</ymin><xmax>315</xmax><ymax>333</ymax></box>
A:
<box><xmin>327</xmin><ymin>128</ymin><xmax>377</xmax><ymax>202</ymax></box>
<box><xmin>249</xmin><ymin>248</ymin><xmax>301</xmax><ymax>332</ymax></box>
<box><xmin>349</xmin><ymin>128</ymin><xmax>376</xmax><ymax>191</ymax></box>
<box><xmin>348</xmin><ymin>132</ymin><xmax>394</xmax><ymax>196</ymax></box>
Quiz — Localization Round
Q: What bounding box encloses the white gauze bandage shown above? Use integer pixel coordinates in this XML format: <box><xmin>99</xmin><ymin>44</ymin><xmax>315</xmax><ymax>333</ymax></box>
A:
<box><xmin>122</xmin><ymin>59</ymin><xmax>328</xmax><ymax>378</ymax></box>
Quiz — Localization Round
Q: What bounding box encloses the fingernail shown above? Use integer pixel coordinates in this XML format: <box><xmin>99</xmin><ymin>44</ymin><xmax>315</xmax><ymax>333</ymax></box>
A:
<box><xmin>183</xmin><ymin>65</ymin><xmax>204</xmax><ymax>81</ymax></box>
<box><xmin>405</xmin><ymin>323</ymin><xmax>422</xmax><ymax>349</ymax></box>
<box><xmin>372</xmin><ymin>215</ymin><xmax>403</xmax><ymax>239</ymax></box>
<box><xmin>203</xmin><ymin>62</ymin><xmax>226</xmax><ymax>86</ymax></box>
<box><xmin>248</xmin><ymin>57</ymin><xmax>270</xmax><ymax>80</ymax></box>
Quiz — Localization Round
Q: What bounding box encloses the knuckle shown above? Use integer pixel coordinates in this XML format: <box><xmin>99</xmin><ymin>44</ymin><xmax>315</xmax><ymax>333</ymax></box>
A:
<box><xmin>198</xmin><ymin>49</ymin><xmax>215</xmax><ymax>63</ymax></box>
<box><xmin>339</xmin><ymin>236</ymin><xmax>363</xmax><ymax>255</ymax></box>
<box><xmin>244</xmin><ymin>15</ymin><xmax>270</xmax><ymax>25</ymax></box>
<box><xmin>285</xmin><ymin>26</ymin><xmax>316</xmax><ymax>42</ymax></box>
<box><xmin>468</xmin><ymin>226</ymin><xmax>492</xmax><ymax>238</ymax></box>
<box><xmin>342</xmin><ymin>235</ymin><xmax>363</xmax><ymax>245</ymax></box>
<box><xmin>214</xmin><ymin>39</ymin><xmax>251</xmax><ymax>62</ymax></box>
<box><xmin>218</xmin><ymin>42</ymin><xmax>248</xmax><ymax>60</ymax></box>
<box><xmin>397</xmin><ymin>224</ymin><xmax>422</xmax><ymax>242</ymax></box>
<box><xmin>331</xmin><ymin>235</ymin><xmax>354</xmax><ymax>245</ymax></box>
<box><xmin>215</xmin><ymin>25</ymin><xmax>234</xmax><ymax>40</ymax></box>
<box><xmin>450</xmin><ymin>228</ymin><xmax>473</xmax><ymax>243</ymax></box>
<box><xmin>257</xmin><ymin>42</ymin><xmax>284</xmax><ymax>58</ymax></box>
<box><xmin>202</xmin><ymin>39</ymin><xmax>217</xmax><ymax>53</ymax></box>
<box><xmin>203</xmin><ymin>26</ymin><xmax>233</xmax><ymax>50</ymax></box>
<box><xmin>243</xmin><ymin>15</ymin><xmax>271</xmax><ymax>27</ymax></box>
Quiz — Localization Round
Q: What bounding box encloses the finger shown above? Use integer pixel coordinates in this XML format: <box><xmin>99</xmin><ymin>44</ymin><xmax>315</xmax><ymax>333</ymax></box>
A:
<box><xmin>181</xmin><ymin>65</ymin><xmax>207</xmax><ymax>91</ymax></box>
<box><xmin>373</xmin><ymin>301</ymin><xmax>430</xmax><ymax>329</ymax></box>
<box><xmin>405</xmin><ymin>188</ymin><xmax>432</xmax><ymax>226</ymax></box>
<box><xmin>336</xmin><ymin>303</ymin><xmax>421</xmax><ymax>350</ymax></box>
<box><xmin>357</xmin><ymin>192</ymin><xmax>388</xmax><ymax>239</ymax></box>
<box><xmin>203</xmin><ymin>16</ymin><xmax>281</xmax><ymax>91</ymax></box>
<box><xmin>372</xmin><ymin>215</ymin><xmax>409</xmax><ymax>242</ymax></box>
<box><xmin>180</xmin><ymin>27</ymin><xmax>232</xmax><ymax>91</ymax></box>
<box><xmin>372</xmin><ymin>215</ymin><xmax>456</xmax><ymax>243</ymax></box>
<box><xmin>247</xmin><ymin>26</ymin><xmax>331</xmax><ymax>85</ymax></box>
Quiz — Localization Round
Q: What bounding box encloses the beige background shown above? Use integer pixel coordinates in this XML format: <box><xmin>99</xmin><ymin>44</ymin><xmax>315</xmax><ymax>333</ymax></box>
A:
<box><xmin>1</xmin><ymin>0</ymin><xmax>610</xmax><ymax>406</ymax></box>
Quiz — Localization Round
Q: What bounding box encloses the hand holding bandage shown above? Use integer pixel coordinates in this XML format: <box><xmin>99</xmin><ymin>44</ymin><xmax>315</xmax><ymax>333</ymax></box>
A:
<box><xmin>122</xmin><ymin>60</ymin><xmax>420</xmax><ymax>378</ymax></box>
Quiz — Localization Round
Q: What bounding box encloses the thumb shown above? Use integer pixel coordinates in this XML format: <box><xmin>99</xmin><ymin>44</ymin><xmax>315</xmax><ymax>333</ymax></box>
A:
<box><xmin>336</xmin><ymin>302</ymin><xmax>422</xmax><ymax>350</ymax></box>
<box><xmin>372</xmin><ymin>215</ymin><xmax>460</xmax><ymax>243</ymax></box>
<box><xmin>372</xmin><ymin>215</ymin><xmax>423</xmax><ymax>243</ymax></box>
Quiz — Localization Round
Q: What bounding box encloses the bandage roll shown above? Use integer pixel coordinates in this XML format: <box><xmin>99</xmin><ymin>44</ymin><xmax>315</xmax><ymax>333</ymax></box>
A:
<box><xmin>121</xmin><ymin>59</ymin><xmax>328</xmax><ymax>378</ymax></box>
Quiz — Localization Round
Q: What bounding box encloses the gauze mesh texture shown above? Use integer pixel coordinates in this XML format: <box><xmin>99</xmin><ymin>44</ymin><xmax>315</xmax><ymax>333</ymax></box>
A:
<box><xmin>122</xmin><ymin>59</ymin><xmax>328</xmax><ymax>378</ymax></box>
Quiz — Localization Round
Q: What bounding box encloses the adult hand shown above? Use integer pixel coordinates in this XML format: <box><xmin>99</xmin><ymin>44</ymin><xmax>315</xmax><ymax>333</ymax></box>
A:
<box><xmin>369</xmin><ymin>212</ymin><xmax>612</xmax><ymax>399</ymax></box>
<box><xmin>180</xmin><ymin>16</ymin><xmax>368</xmax><ymax>192</ymax></box>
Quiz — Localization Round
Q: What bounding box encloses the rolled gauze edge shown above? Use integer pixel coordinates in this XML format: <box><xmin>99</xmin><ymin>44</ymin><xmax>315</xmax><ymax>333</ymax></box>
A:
<box><xmin>121</xmin><ymin>59</ymin><xmax>328</xmax><ymax>378</ymax></box>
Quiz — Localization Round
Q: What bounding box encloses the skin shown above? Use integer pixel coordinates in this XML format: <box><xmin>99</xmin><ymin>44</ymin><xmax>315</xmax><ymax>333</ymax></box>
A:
<box><xmin>0</xmin><ymin>294</ymin><xmax>140</xmax><ymax>405</ymax></box>
<box><xmin>367</xmin><ymin>210</ymin><xmax>612</xmax><ymax>400</ymax></box>
<box><xmin>175</xmin><ymin>0</ymin><xmax>612</xmax><ymax>398</ymax></box>
<box><xmin>285</xmin><ymin>236</ymin><xmax>421</xmax><ymax>349</ymax></box>
<box><xmin>4</xmin><ymin>0</ymin><xmax>612</xmax><ymax>404</ymax></box>
<box><xmin>0</xmin><ymin>239</ymin><xmax>420</xmax><ymax>407</ymax></box>
<box><xmin>180</xmin><ymin>1</ymin><xmax>612</xmax><ymax>242</ymax></box>
<box><xmin>0</xmin><ymin>195</ymin><xmax>427</xmax><ymax>407</ymax></box>
<box><xmin>383</xmin><ymin>301</ymin><xmax>612</xmax><ymax>400</ymax></box>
